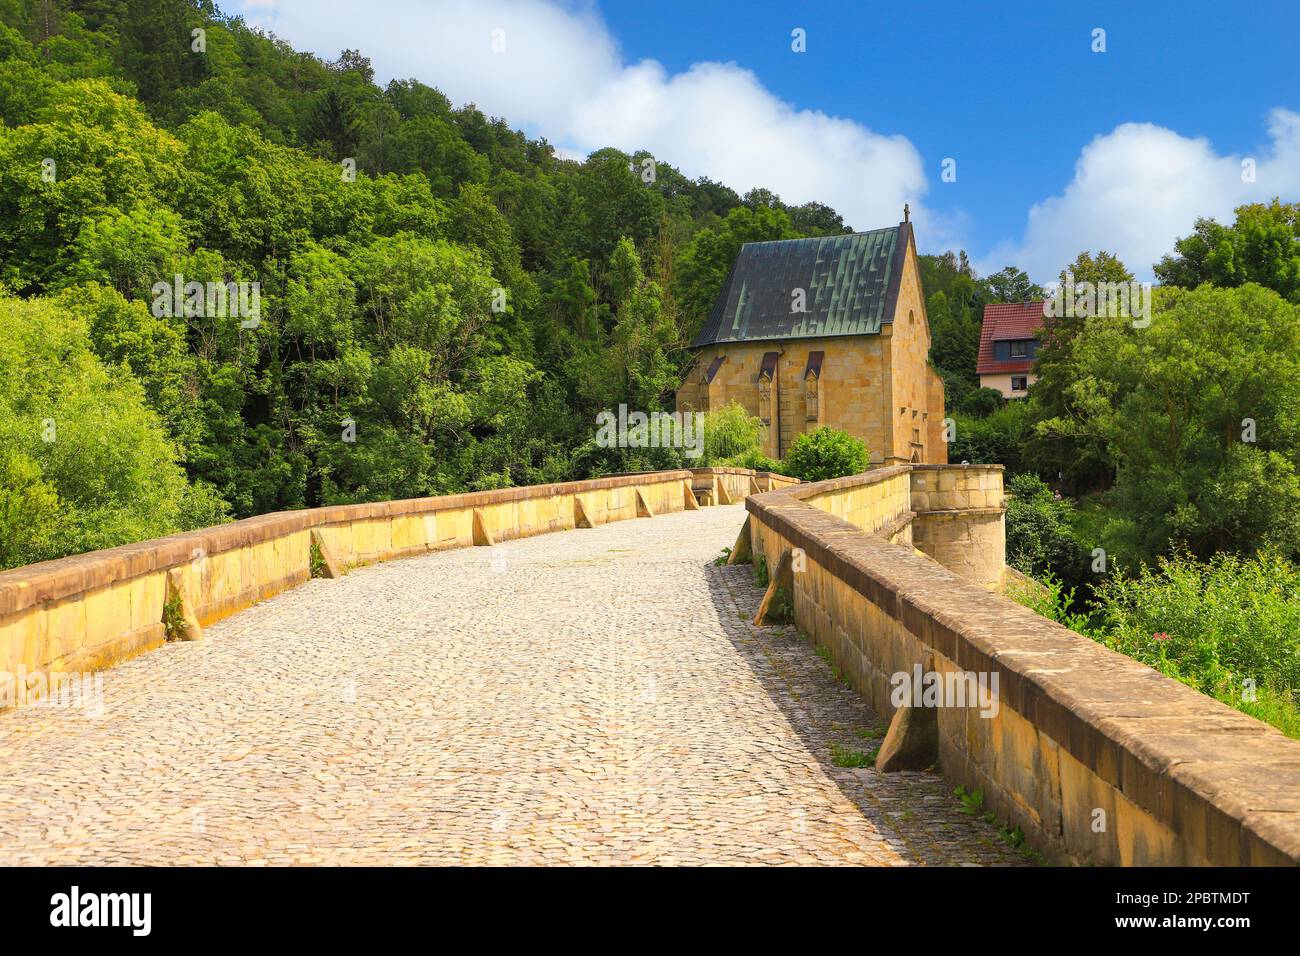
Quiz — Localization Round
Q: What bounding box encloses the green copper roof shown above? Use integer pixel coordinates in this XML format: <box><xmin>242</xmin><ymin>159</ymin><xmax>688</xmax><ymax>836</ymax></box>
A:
<box><xmin>692</xmin><ymin>225</ymin><xmax>905</xmax><ymax>348</ymax></box>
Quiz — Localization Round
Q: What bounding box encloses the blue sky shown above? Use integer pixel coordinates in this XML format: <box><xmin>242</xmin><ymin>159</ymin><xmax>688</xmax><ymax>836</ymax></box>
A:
<box><xmin>233</xmin><ymin>0</ymin><xmax>1300</xmax><ymax>282</ymax></box>
<box><xmin>600</xmin><ymin>0</ymin><xmax>1300</xmax><ymax>251</ymax></box>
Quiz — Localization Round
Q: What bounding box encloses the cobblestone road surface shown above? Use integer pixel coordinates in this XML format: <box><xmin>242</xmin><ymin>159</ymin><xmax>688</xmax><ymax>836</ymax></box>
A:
<box><xmin>0</xmin><ymin>505</ymin><xmax>1027</xmax><ymax>865</ymax></box>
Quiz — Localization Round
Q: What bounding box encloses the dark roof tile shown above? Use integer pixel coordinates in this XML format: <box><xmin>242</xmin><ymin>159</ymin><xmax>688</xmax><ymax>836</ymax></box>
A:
<box><xmin>692</xmin><ymin>226</ymin><xmax>903</xmax><ymax>347</ymax></box>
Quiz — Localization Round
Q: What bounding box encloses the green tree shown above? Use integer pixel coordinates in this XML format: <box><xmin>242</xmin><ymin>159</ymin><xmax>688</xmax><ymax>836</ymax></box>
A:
<box><xmin>1024</xmin><ymin>250</ymin><xmax>1136</xmax><ymax>490</ymax></box>
<box><xmin>918</xmin><ymin>251</ymin><xmax>994</xmax><ymax>405</ymax></box>
<box><xmin>0</xmin><ymin>78</ymin><xmax>184</xmax><ymax>291</ymax></box>
<box><xmin>783</xmin><ymin>427</ymin><xmax>868</xmax><ymax>482</ymax></box>
<box><xmin>0</xmin><ymin>294</ymin><xmax>227</xmax><ymax>569</ymax></box>
<box><xmin>981</xmin><ymin>265</ymin><xmax>1043</xmax><ymax>303</ymax></box>
<box><xmin>1040</xmin><ymin>284</ymin><xmax>1300</xmax><ymax>561</ymax></box>
<box><xmin>674</xmin><ymin>204</ymin><xmax>798</xmax><ymax>338</ymax></box>
<box><xmin>699</xmin><ymin>402</ymin><xmax>766</xmax><ymax>466</ymax></box>
<box><xmin>1155</xmin><ymin>201</ymin><xmax>1300</xmax><ymax>302</ymax></box>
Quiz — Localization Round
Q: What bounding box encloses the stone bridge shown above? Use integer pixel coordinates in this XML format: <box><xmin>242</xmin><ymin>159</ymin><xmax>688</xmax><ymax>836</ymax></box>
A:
<box><xmin>1</xmin><ymin>467</ymin><xmax>1297</xmax><ymax>866</ymax></box>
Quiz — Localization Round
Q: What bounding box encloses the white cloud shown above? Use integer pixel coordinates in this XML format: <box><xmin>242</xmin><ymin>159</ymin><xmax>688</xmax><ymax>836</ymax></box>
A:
<box><xmin>570</xmin><ymin>60</ymin><xmax>929</xmax><ymax>232</ymax></box>
<box><xmin>232</xmin><ymin>0</ymin><xmax>941</xmax><ymax>239</ymax></box>
<box><xmin>982</xmin><ymin>109</ymin><xmax>1300</xmax><ymax>283</ymax></box>
<box><xmin>239</xmin><ymin>0</ymin><xmax>620</xmax><ymax>132</ymax></box>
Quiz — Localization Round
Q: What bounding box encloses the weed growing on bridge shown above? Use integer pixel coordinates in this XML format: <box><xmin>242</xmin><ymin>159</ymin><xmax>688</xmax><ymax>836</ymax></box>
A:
<box><xmin>753</xmin><ymin>554</ymin><xmax>769</xmax><ymax>587</ymax></box>
<box><xmin>1000</xmin><ymin>823</ymin><xmax>1026</xmax><ymax>849</ymax></box>
<box><xmin>815</xmin><ymin>644</ymin><xmax>847</xmax><ymax>684</ymax></box>
<box><xmin>954</xmin><ymin>785</ymin><xmax>1045</xmax><ymax>864</ymax></box>
<box><xmin>713</xmin><ymin>546</ymin><xmax>732</xmax><ymax>566</ymax></box>
<box><xmin>309</xmin><ymin>539</ymin><xmax>327</xmax><ymax>578</ymax></box>
<box><xmin>162</xmin><ymin>591</ymin><xmax>186</xmax><ymax>642</ymax></box>
<box><xmin>830</xmin><ymin>742</ymin><xmax>877</xmax><ymax>768</ymax></box>
<box><xmin>759</xmin><ymin>585</ymin><xmax>794</xmax><ymax>625</ymax></box>
<box><xmin>1000</xmin><ymin>824</ymin><xmax>1044</xmax><ymax>864</ymax></box>
<box><xmin>954</xmin><ymin>785</ymin><xmax>985</xmax><ymax>815</ymax></box>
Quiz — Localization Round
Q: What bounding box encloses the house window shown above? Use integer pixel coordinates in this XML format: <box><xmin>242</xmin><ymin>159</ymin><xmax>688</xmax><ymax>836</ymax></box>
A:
<box><xmin>1011</xmin><ymin>375</ymin><xmax>1028</xmax><ymax>392</ymax></box>
<box><xmin>1010</xmin><ymin>340</ymin><xmax>1028</xmax><ymax>358</ymax></box>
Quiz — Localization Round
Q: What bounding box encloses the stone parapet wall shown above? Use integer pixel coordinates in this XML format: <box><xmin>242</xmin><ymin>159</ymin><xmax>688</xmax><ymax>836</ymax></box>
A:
<box><xmin>687</xmin><ymin>467</ymin><xmax>796</xmax><ymax>504</ymax></box>
<box><xmin>746</xmin><ymin>466</ymin><xmax>1300</xmax><ymax>866</ymax></box>
<box><xmin>0</xmin><ymin>469</ymin><xmax>786</xmax><ymax>709</ymax></box>
<box><xmin>909</xmin><ymin>463</ymin><xmax>1004</xmax><ymax>511</ymax></box>
<box><xmin>802</xmin><ymin>465</ymin><xmax>912</xmax><ymax>536</ymax></box>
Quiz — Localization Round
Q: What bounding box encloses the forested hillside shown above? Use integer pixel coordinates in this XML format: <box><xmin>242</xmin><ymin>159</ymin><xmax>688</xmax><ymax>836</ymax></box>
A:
<box><xmin>0</xmin><ymin>0</ymin><xmax>887</xmax><ymax>566</ymax></box>
<box><xmin>0</xmin><ymin>0</ymin><xmax>1056</xmax><ymax>572</ymax></box>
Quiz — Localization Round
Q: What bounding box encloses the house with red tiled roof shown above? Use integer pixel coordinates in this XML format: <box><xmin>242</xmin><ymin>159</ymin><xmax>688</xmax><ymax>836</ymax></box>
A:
<box><xmin>977</xmin><ymin>301</ymin><xmax>1044</xmax><ymax>399</ymax></box>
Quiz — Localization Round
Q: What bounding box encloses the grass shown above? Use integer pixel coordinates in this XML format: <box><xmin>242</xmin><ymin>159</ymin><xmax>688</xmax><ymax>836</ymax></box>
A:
<box><xmin>830</xmin><ymin>742</ymin><xmax>876</xmax><ymax>768</ymax></box>
<box><xmin>753</xmin><ymin>553</ymin><xmax>769</xmax><ymax>588</ymax></box>
<box><xmin>309</xmin><ymin>538</ymin><xmax>328</xmax><ymax>578</ymax></box>
<box><xmin>162</xmin><ymin>591</ymin><xmax>186</xmax><ymax>642</ymax></box>
<box><xmin>954</xmin><ymin>785</ymin><xmax>1044</xmax><ymax>864</ymax></box>
<box><xmin>1009</xmin><ymin>553</ymin><xmax>1300</xmax><ymax>739</ymax></box>
<box><xmin>712</xmin><ymin>546</ymin><xmax>732</xmax><ymax>567</ymax></box>
<box><xmin>815</xmin><ymin>644</ymin><xmax>845</xmax><ymax>683</ymax></box>
<box><xmin>769</xmin><ymin>585</ymin><xmax>793</xmax><ymax>623</ymax></box>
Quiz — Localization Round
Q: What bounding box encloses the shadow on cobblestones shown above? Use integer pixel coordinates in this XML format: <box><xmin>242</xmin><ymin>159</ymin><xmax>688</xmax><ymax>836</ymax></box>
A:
<box><xmin>703</xmin><ymin>557</ymin><xmax>1033</xmax><ymax>867</ymax></box>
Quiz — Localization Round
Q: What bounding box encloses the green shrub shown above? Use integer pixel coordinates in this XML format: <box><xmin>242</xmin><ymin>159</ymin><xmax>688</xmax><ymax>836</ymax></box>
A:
<box><xmin>1015</xmin><ymin>549</ymin><xmax>1300</xmax><ymax>738</ymax></box>
<box><xmin>1005</xmin><ymin>473</ymin><xmax>1089</xmax><ymax>592</ymax></box>
<box><xmin>1004</xmin><ymin>569</ymin><xmax>1092</xmax><ymax>634</ymax></box>
<box><xmin>720</xmin><ymin>448</ymin><xmax>782</xmax><ymax>472</ymax></box>
<box><xmin>1089</xmin><ymin>550</ymin><xmax>1300</xmax><ymax>737</ymax></box>
<box><xmin>782</xmin><ymin>427</ymin><xmax>868</xmax><ymax>482</ymax></box>
<box><xmin>958</xmin><ymin>386</ymin><xmax>1005</xmax><ymax>418</ymax></box>
<box><xmin>700</xmin><ymin>402</ymin><xmax>764</xmax><ymax>465</ymax></box>
<box><xmin>947</xmin><ymin>402</ymin><xmax>1030</xmax><ymax>472</ymax></box>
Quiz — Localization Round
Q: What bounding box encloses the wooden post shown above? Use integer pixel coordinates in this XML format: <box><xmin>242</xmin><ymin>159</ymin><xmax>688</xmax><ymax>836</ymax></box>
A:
<box><xmin>164</xmin><ymin>569</ymin><xmax>203</xmax><ymax>642</ymax></box>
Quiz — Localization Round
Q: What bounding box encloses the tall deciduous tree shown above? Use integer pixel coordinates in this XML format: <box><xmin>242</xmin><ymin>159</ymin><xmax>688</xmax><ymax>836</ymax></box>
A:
<box><xmin>1155</xmin><ymin>200</ymin><xmax>1300</xmax><ymax>303</ymax></box>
